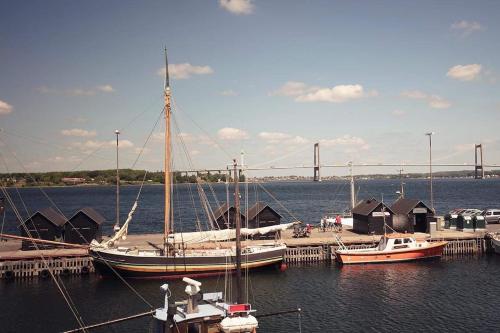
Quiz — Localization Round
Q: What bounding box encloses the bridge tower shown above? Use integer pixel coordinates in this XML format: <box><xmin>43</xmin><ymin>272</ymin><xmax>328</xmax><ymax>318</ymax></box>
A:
<box><xmin>475</xmin><ymin>144</ymin><xmax>484</xmax><ymax>179</ymax></box>
<box><xmin>313</xmin><ymin>143</ymin><xmax>321</xmax><ymax>182</ymax></box>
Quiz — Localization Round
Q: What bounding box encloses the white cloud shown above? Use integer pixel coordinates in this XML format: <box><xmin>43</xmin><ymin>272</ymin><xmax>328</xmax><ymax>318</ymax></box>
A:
<box><xmin>221</xmin><ymin>89</ymin><xmax>238</xmax><ymax>96</ymax></box>
<box><xmin>219</xmin><ymin>0</ymin><xmax>254</xmax><ymax>15</ymax></box>
<box><xmin>270</xmin><ymin>81</ymin><xmax>310</xmax><ymax>97</ymax></box>
<box><xmin>0</xmin><ymin>99</ymin><xmax>13</xmax><ymax>115</ymax></box>
<box><xmin>392</xmin><ymin>109</ymin><xmax>406</xmax><ymax>117</ymax></box>
<box><xmin>258</xmin><ymin>132</ymin><xmax>292</xmax><ymax>142</ymax></box>
<box><xmin>401</xmin><ymin>90</ymin><xmax>427</xmax><ymax>99</ymax></box>
<box><xmin>217</xmin><ymin>127</ymin><xmax>249</xmax><ymax>140</ymax></box>
<box><xmin>61</xmin><ymin>128</ymin><xmax>97</xmax><ymax>137</ymax></box>
<box><xmin>157</xmin><ymin>63</ymin><xmax>214</xmax><ymax>79</ymax></box>
<box><xmin>177</xmin><ymin>132</ymin><xmax>196</xmax><ymax>143</ymax></box>
<box><xmin>258</xmin><ymin>132</ymin><xmax>309</xmax><ymax>146</ymax></box>
<box><xmin>38</xmin><ymin>84</ymin><xmax>115</xmax><ymax>96</ymax></box>
<box><xmin>447</xmin><ymin>64</ymin><xmax>482</xmax><ymax>81</ymax></box>
<box><xmin>320</xmin><ymin>135</ymin><xmax>369</xmax><ymax>149</ymax></box>
<box><xmin>272</xmin><ymin>81</ymin><xmax>375</xmax><ymax>103</ymax></box>
<box><xmin>73</xmin><ymin>139</ymin><xmax>134</xmax><ymax>150</ymax></box>
<box><xmin>296</xmin><ymin>85</ymin><xmax>365</xmax><ymax>103</ymax></box>
<box><xmin>451</xmin><ymin>20</ymin><xmax>483</xmax><ymax>36</ymax></box>
<box><xmin>97</xmin><ymin>84</ymin><xmax>115</xmax><ymax>93</ymax></box>
<box><xmin>289</xmin><ymin>136</ymin><xmax>309</xmax><ymax>145</ymax></box>
<box><xmin>401</xmin><ymin>90</ymin><xmax>451</xmax><ymax>109</ymax></box>
<box><xmin>428</xmin><ymin>95</ymin><xmax>451</xmax><ymax>109</ymax></box>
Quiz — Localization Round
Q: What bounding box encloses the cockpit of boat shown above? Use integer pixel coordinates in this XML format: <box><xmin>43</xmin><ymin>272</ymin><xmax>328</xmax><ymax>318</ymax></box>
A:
<box><xmin>378</xmin><ymin>235</ymin><xmax>423</xmax><ymax>251</ymax></box>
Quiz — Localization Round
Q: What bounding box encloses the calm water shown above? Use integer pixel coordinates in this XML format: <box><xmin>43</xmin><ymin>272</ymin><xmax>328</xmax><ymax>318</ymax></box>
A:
<box><xmin>1</xmin><ymin>179</ymin><xmax>500</xmax><ymax>332</ymax></box>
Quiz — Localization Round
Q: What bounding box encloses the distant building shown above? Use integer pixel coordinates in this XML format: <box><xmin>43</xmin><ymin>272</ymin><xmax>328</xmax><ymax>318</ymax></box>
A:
<box><xmin>61</xmin><ymin>177</ymin><xmax>86</xmax><ymax>185</ymax></box>
<box><xmin>391</xmin><ymin>198</ymin><xmax>434</xmax><ymax>233</ymax></box>
<box><xmin>19</xmin><ymin>207</ymin><xmax>66</xmax><ymax>250</ymax></box>
<box><xmin>65</xmin><ymin>207</ymin><xmax>105</xmax><ymax>244</ymax></box>
<box><xmin>352</xmin><ymin>199</ymin><xmax>394</xmax><ymax>235</ymax></box>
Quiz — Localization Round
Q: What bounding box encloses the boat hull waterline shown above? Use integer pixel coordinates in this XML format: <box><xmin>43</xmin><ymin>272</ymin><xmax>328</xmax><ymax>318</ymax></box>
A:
<box><xmin>90</xmin><ymin>245</ymin><xmax>286</xmax><ymax>278</ymax></box>
<box><xmin>336</xmin><ymin>241</ymin><xmax>448</xmax><ymax>265</ymax></box>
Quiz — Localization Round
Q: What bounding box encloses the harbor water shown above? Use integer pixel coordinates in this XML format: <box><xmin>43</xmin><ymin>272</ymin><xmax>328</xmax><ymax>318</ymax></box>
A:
<box><xmin>1</xmin><ymin>178</ymin><xmax>500</xmax><ymax>332</ymax></box>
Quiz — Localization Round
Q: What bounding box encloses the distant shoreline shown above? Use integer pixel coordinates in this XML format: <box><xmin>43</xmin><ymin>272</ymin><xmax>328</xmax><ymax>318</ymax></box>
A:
<box><xmin>1</xmin><ymin>174</ymin><xmax>499</xmax><ymax>188</ymax></box>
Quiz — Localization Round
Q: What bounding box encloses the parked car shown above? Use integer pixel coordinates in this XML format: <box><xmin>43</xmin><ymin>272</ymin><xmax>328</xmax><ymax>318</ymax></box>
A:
<box><xmin>483</xmin><ymin>209</ymin><xmax>500</xmax><ymax>224</ymax></box>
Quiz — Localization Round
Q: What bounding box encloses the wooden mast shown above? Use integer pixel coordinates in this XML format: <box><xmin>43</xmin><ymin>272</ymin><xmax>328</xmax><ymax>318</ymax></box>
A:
<box><xmin>233</xmin><ymin>159</ymin><xmax>243</xmax><ymax>304</ymax></box>
<box><xmin>164</xmin><ymin>48</ymin><xmax>172</xmax><ymax>252</ymax></box>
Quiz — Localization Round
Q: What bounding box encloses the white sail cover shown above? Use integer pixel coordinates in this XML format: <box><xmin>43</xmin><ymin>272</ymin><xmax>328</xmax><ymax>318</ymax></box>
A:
<box><xmin>167</xmin><ymin>222</ymin><xmax>297</xmax><ymax>244</ymax></box>
<box><xmin>90</xmin><ymin>201</ymin><xmax>138</xmax><ymax>249</ymax></box>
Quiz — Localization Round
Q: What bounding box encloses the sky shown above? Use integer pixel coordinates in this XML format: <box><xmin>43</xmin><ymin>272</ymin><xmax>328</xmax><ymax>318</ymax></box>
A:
<box><xmin>1</xmin><ymin>0</ymin><xmax>499</xmax><ymax>177</ymax></box>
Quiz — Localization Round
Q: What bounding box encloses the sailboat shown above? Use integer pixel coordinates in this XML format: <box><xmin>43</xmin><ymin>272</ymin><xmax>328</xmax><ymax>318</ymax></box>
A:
<box><xmin>89</xmin><ymin>50</ymin><xmax>292</xmax><ymax>278</ymax></box>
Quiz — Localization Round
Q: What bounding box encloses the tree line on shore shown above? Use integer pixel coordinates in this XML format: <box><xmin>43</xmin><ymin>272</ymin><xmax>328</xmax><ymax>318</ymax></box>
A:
<box><xmin>0</xmin><ymin>169</ymin><xmax>237</xmax><ymax>187</ymax></box>
<box><xmin>0</xmin><ymin>169</ymin><xmax>497</xmax><ymax>187</ymax></box>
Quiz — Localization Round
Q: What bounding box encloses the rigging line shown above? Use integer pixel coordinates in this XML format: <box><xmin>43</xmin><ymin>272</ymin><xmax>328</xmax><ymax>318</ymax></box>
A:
<box><xmin>171</xmin><ymin>123</ymin><xmax>202</xmax><ymax>232</ymax></box>
<box><xmin>0</xmin><ymin>130</ymin><xmax>136</xmax><ymax>167</ymax></box>
<box><xmin>0</xmin><ymin>187</ymin><xmax>87</xmax><ymax>332</ymax></box>
<box><xmin>0</xmin><ymin>149</ymin><xmax>43</xmax><ymax>240</ymax></box>
<box><xmin>248</xmin><ymin>144</ymin><xmax>311</xmax><ymax>169</ymax></box>
<box><xmin>256</xmin><ymin>182</ymin><xmax>301</xmax><ymax>222</ymax></box>
<box><xmin>172</xmin><ymin>114</ymin><xmax>218</xmax><ymax>232</ymax></box>
<box><xmin>130</xmin><ymin>108</ymin><xmax>165</xmax><ymax>169</ymax></box>
<box><xmin>171</xmin><ymin>97</ymin><xmax>233</xmax><ymax>159</ymax></box>
<box><xmin>2</xmin><ymin>153</ymin><xmax>153</xmax><ymax>314</ymax></box>
<box><xmin>1</xmin><ymin>138</ymin><xmax>153</xmax><ymax>309</ymax></box>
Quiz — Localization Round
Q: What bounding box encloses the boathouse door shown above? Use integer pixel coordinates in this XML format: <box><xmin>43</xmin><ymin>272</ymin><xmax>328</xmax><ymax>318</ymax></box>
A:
<box><xmin>413</xmin><ymin>209</ymin><xmax>428</xmax><ymax>233</ymax></box>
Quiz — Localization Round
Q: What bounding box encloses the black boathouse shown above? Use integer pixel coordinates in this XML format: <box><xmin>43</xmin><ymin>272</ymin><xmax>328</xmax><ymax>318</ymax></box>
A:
<box><xmin>352</xmin><ymin>199</ymin><xmax>394</xmax><ymax>235</ymax></box>
<box><xmin>391</xmin><ymin>198</ymin><xmax>434</xmax><ymax>233</ymax></box>
<box><xmin>213</xmin><ymin>202</ymin><xmax>246</xmax><ymax>229</ymax></box>
<box><xmin>246</xmin><ymin>202</ymin><xmax>282</xmax><ymax>239</ymax></box>
<box><xmin>65</xmin><ymin>207</ymin><xmax>105</xmax><ymax>244</ymax></box>
<box><xmin>19</xmin><ymin>207</ymin><xmax>66</xmax><ymax>250</ymax></box>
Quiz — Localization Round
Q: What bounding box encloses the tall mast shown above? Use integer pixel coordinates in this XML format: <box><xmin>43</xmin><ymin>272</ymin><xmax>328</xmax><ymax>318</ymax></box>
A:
<box><xmin>164</xmin><ymin>48</ymin><xmax>172</xmax><ymax>251</ymax></box>
<box><xmin>233</xmin><ymin>159</ymin><xmax>243</xmax><ymax>304</ymax></box>
<box><xmin>114</xmin><ymin>130</ymin><xmax>121</xmax><ymax>232</ymax></box>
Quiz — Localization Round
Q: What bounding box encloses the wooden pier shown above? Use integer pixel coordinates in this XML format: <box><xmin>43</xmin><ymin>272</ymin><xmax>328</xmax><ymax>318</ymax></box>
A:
<box><xmin>1</xmin><ymin>224</ymin><xmax>499</xmax><ymax>279</ymax></box>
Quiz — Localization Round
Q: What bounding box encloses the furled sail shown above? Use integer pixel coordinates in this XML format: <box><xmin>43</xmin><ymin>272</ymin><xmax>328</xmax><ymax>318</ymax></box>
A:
<box><xmin>90</xmin><ymin>201</ymin><xmax>138</xmax><ymax>248</ymax></box>
<box><xmin>167</xmin><ymin>222</ymin><xmax>298</xmax><ymax>244</ymax></box>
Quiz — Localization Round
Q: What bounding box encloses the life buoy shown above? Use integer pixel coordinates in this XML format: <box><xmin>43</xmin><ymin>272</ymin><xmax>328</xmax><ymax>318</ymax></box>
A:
<box><xmin>39</xmin><ymin>269</ymin><xmax>50</xmax><ymax>279</ymax></box>
<box><xmin>81</xmin><ymin>266</ymin><xmax>89</xmax><ymax>274</ymax></box>
<box><xmin>4</xmin><ymin>270</ymin><xmax>14</xmax><ymax>279</ymax></box>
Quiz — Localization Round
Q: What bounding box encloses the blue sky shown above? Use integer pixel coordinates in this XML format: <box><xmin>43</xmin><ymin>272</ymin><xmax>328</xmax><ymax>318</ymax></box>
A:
<box><xmin>1</xmin><ymin>0</ymin><xmax>499</xmax><ymax>176</ymax></box>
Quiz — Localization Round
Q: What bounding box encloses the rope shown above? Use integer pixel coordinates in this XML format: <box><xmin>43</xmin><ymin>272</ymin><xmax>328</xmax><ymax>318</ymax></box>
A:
<box><xmin>0</xmin><ymin>134</ymin><xmax>154</xmax><ymax>310</ymax></box>
<box><xmin>0</xmin><ymin>186</ymin><xmax>88</xmax><ymax>332</ymax></box>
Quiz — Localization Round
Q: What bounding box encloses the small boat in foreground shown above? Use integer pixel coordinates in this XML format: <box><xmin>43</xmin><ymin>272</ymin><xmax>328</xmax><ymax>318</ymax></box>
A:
<box><xmin>335</xmin><ymin>233</ymin><xmax>448</xmax><ymax>265</ymax></box>
<box><xmin>491</xmin><ymin>234</ymin><xmax>500</xmax><ymax>254</ymax></box>
<box><xmin>154</xmin><ymin>277</ymin><xmax>258</xmax><ymax>333</ymax></box>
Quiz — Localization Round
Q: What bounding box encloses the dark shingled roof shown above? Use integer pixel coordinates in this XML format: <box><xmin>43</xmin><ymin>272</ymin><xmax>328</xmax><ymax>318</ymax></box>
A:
<box><xmin>70</xmin><ymin>207</ymin><xmax>106</xmax><ymax>225</ymax></box>
<box><xmin>246</xmin><ymin>202</ymin><xmax>282</xmax><ymax>221</ymax></box>
<box><xmin>352</xmin><ymin>199</ymin><xmax>394</xmax><ymax>216</ymax></box>
<box><xmin>213</xmin><ymin>202</ymin><xmax>230</xmax><ymax>220</ymax></box>
<box><xmin>26</xmin><ymin>207</ymin><xmax>67</xmax><ymax>227</ymax></box>
<box><xmin>391</xmin><ymin>198</ymin><xmax>431</xmax><ymax>215</ymax></box>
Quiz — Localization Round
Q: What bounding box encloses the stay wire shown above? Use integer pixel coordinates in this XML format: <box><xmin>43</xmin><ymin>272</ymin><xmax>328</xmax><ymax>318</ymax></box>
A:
<box><xmin>0</xmin><ymin>133</ymin><xmax>154</xmax><ymax>310</ymax></box>
<box><xmin>0</xmin><ymin>186</ymin><xmax>87</xmax><ymax>332</ymax></box>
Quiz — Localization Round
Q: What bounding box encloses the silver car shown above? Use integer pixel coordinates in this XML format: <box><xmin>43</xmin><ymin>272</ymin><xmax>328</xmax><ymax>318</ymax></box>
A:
<box><xmin>484</xmin><ymin>209</ymin><xmax>500</xmax><ymax>224</ymax></box>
